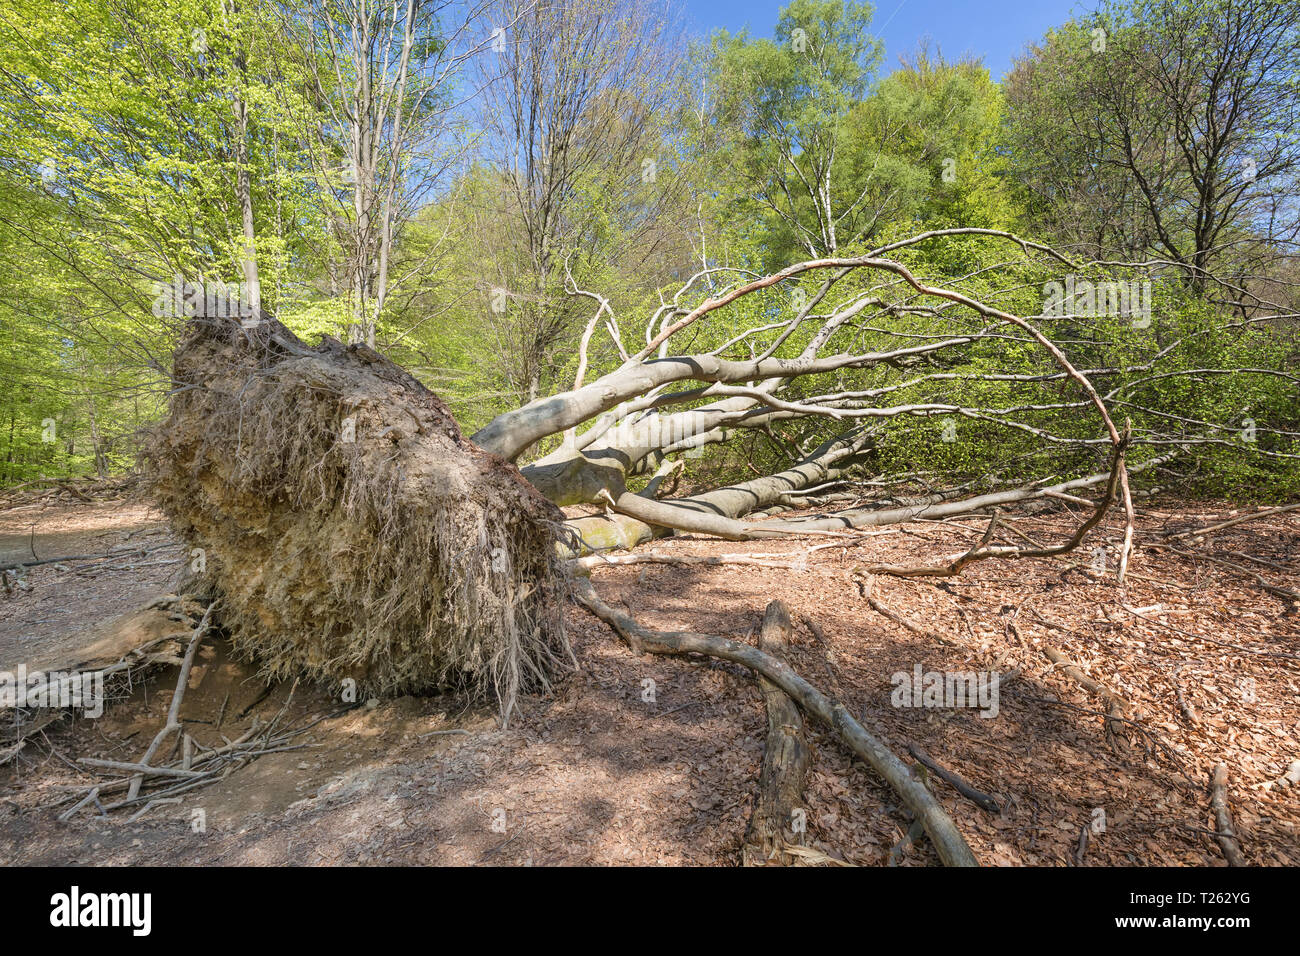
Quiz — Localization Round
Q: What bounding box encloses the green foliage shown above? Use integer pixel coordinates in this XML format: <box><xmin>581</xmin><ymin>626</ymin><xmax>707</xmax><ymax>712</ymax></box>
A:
<box><xmin>0</xmin><ymin>0</ymin><xmax>1294</xmax><ymax>503</ymax></box>
<box><xmin>0</xmin><ymin>0</ymin><xmax>326</xmax><ymax>480</ymax></box>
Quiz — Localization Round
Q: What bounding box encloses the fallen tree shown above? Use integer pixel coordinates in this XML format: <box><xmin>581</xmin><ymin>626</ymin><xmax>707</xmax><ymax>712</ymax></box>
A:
<box><xmin>134</xmin><ymin>229</ymin><xmax>1295</xmax><ymax>863</ymax></box>
<box><xmin>155</xmin><ymin>231</ymin><xmax>1290</xmax><ymax>592</ymax></box>
<box><xmin>468</xmin><ymin>229</ymin><xmax>1294</xmax><ymax>567</ymax></box>
<box><xmin>144</xmin><ymin>230</ymin><xmax>1294</xmax><ymax>705</ymax></box>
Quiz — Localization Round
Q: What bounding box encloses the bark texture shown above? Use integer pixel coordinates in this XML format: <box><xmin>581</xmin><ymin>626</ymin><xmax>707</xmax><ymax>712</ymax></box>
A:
<box><xmin>742</xmin><ymin>601</ymin><xmax>812</xmax><ymax>866</ymax></box>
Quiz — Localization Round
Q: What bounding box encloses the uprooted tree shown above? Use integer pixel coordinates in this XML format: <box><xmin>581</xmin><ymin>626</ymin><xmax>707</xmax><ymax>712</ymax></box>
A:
<box><xmin>140</xmin><ymin>227</ymin><xmax>1297</xmax><ymax>866</ymax></box>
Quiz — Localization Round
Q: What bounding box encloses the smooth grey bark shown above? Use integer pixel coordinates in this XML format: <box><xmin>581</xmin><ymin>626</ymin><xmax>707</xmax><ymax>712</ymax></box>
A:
<box><xmin>472</xmin><ymin>338</ymin><xmax>968</xmax><ymax>462</ymax></box>
<box><xmin>561</xmin><ymin>435</ymin><xmax>870</xmax><ymax>555</ymax></box>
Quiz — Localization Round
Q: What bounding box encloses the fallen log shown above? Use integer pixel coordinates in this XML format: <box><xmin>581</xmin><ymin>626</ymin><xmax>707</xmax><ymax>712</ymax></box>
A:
<box><xmin>560</xmin><ymin>434</ymin><xmax>867</xmax><ymax>554</ymax></box>
<box><xmin>742</xmin><ymin>601</ymin><xmax>812</xmax><ymax>866</ymax></box>
<box><xmin>0</xmin><ymin>544</ymin><xmax>176</xmax><ymax>573</ymax></box>
<box><xmin>571</xmin><ymin>551</ymin><xmax>807</xmax><ymax>575</ymax></box>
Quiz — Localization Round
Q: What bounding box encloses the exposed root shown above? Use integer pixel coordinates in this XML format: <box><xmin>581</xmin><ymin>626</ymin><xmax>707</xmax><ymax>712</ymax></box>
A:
<box><xmin>2</xmin><ymin>598</ymin><xmax>204</xmax><ymax>766</ymax></box>
<box><xmin>61</xmin><ymin>695</ymin><xmax>342</xmax><ymax>820</ymax></box>
<box><xmin>1208</xmin><ymin>762</ymin><xmax>1247</xmax><ymax>865</ymax></box>
<box><xmin>143</xmin><ymin>316</ymin><xmax>570</xmax><ymax>719</ymax></box>
<box><xmin>907</xmin><ymin>744</ymin><xmax>1002</xmax><ymax>814</ymax></box>
<box><xmin>853</xmin><ymin>574</ymin><xmax>962</xmax><ymax>646</ymax></box>
<box><xmin>1041</xmin><ymin>645</ymin><xmax>1129</xmax><ymax>745</ymax></box>
<box><xmin>572</xmin><ymin>577</ymin><xmax>980</xmax><ymax>866</ymax></box>
<box><xmin>121</xmin><ymin>601</ymin><xmax>216</xmax><ymax>802</ymax></box>
<box><xmin>742</xmin><ymin>601</ymin><xmax>812</xmax><ymax>866</ymax></box>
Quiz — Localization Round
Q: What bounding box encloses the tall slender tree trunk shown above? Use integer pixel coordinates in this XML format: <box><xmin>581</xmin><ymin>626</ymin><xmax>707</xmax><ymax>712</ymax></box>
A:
<box><xmin>234</xmin><ymin>98</ymin><xmax>260</xmax><ymax>316</ymax></box>
<box><xmin>227</xmin><ymin>0</ymin><xmax>260</xmax><ymax>316</ymax></box>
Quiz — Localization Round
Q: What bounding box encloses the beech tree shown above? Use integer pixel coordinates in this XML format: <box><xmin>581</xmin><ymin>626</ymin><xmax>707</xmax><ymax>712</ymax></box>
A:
<box><xmin>3</xmin><ymin>0</ymin><xmax>1299</xmax><ymax>869</ymax></box>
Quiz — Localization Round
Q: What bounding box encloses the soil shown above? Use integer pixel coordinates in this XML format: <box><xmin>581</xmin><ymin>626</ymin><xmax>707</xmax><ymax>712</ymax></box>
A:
<box><xmin>1</xmin><ymin>494</ymin><xmax>1297</xmax><ymax>866</ymax></box>
<box><xmin>0</xmin><ymin>498</ymin><xmax>179</xmax><ymax>669</ymax></box>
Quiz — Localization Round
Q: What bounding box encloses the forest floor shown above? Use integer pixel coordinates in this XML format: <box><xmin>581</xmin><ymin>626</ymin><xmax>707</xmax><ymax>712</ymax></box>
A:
<box><xmin>0</xmin><ymin>493</ymin><xmax>1297</xmax><ymax>866</ymax></box>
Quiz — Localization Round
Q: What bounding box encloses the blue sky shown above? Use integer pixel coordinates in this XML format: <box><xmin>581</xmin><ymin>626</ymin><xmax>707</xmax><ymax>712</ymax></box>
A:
<box><xmin>682</xmin><ymin>0</ymin><xmax>1094</xmax><ymax>81</ymax></box>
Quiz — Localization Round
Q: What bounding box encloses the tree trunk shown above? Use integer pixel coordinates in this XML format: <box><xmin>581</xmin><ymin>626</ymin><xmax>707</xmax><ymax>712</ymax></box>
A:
<box><xmin>742</xmin><ymin>600</ymin><xmax>811</xmax><ymax>866</ymax></box>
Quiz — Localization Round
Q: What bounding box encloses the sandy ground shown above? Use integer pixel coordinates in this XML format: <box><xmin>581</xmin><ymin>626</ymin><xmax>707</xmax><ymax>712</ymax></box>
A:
<box><xmin>1</xmin><ymin>495</ymin><xmax>1297</xmax><ymax>866</ymax></box>
<box><xmin>0</xmin><ymin>497</ymin><xmax>180</xmax><ymax>669</ymax></box>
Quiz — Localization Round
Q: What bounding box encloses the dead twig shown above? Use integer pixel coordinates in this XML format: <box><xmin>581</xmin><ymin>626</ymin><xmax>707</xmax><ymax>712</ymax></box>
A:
<box><xmin>856</xmin><ymin>430</ymin><xmax>1130</xmax><ymax>580</ymax></box>
<box><xmin>1171</xmin><ymin>662</ymin><xmax>1199</xmax><ymax>723</ymax></box>
<box><xmin>907</xmin><ymin>744</ymin><xmax>1002</xmax><ymax>813</ymax></box>
<box><xmin>1164</xmin><ymin>502</ymin><xmax>1300</xmax><ymax>541</ymax></box>
<box><xmin>1155</xmin><ymin>544</ymin><xmax>1300</xmax><ymax>608</ymax></box>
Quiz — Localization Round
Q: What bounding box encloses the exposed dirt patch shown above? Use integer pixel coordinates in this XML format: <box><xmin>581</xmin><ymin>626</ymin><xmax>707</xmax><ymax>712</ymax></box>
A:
<box><xmin>0</xmin><ymin>499</ymin><xmax>180</xmax><ymax>670</ymax></box>
<box><xmin>1</xmin><ymin>496</ymin><xmax>1297</xmax><ymax>865</ymax></box>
